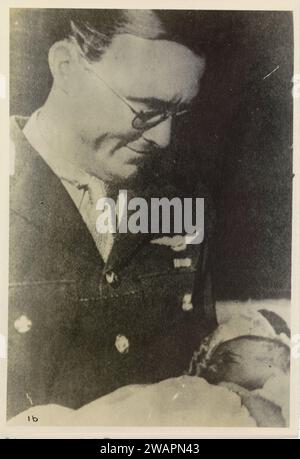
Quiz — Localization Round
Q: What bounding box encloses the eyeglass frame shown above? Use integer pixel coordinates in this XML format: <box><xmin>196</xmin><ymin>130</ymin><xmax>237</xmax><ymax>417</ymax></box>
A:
<box><xmin>79</xmin><ymin>55</ymin><xmax>190</xmax><ymax>131</ymax></box>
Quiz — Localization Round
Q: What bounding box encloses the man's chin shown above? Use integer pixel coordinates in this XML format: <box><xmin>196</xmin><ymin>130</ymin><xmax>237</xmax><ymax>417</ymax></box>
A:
<box><xmin>110</xmin><ymin>161</ymin><xmax>154</xmax><ymax>191</ymax></box>
<box><xmin>109</xmin><ymin>164</ymin><xmax>140</xmax><ymax>188</ymax></box>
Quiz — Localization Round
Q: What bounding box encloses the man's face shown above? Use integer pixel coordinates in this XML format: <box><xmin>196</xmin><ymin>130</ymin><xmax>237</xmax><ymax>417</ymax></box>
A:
<box><xmin>65</xmin><ymin>34</ymin><xmax>205</xmax><ymax>184</ymax></box>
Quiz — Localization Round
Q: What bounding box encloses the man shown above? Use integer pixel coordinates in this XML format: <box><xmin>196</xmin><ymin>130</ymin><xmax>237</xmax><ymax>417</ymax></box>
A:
<box><xmin>8</xmin><ymin>10</ymin><xmax>217</xmax><ymax>419</ymax></box>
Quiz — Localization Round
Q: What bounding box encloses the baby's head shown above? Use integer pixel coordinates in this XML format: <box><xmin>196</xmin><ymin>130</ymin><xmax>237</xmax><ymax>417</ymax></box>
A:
<box><xmin>194</xmin><ymin>335</ymin><xmax>290</xmax><ymax>390</ymax></box>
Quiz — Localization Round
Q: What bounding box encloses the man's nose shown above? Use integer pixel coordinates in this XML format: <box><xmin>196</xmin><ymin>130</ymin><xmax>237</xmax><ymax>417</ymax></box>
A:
<box><xmin>142</xmin><ymin>117</ymin><xmax>172</xmax><ymax>149</ymax></box>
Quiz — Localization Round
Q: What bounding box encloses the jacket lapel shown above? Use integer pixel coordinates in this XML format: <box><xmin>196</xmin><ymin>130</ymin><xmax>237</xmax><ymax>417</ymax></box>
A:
<box><xmin>10</xmin><ymin>116</ymin><xmax>102</xmax><ymax>267</ymax></box>
<box><xmin>103</xmin><ymin>189</ymin><xmax>152</xmax><ymax>274</ymax></box>
<box><xmin>104</xmin><ymin>182</ymin><xmax>183</xmax><ymax>274</ymax></box>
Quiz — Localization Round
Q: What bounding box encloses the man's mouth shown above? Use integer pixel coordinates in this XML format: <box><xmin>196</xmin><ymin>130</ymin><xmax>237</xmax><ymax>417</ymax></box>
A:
<box><xmin>126</xmin><ymin>145</ymin><xmax>149</xmax><ymax>155</ymax></box>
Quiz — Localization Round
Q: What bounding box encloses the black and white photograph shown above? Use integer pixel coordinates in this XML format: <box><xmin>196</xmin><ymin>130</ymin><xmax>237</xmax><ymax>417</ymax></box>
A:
<box><xmin>1</xmin><ymin>1</ymin><xmax>299</xmax><ymax>437</ymax></box>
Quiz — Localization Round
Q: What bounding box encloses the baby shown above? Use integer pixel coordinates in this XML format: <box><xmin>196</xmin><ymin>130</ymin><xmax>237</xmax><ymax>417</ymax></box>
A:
<box><xmin>188</xmin><ymin>335</ymin><xmax>289</xmax><ymax>389</ymax></box>
<box><xmin>187</xmin><ymin>306</ymin><xmax>290</xmax><ymax>426</ymax></box>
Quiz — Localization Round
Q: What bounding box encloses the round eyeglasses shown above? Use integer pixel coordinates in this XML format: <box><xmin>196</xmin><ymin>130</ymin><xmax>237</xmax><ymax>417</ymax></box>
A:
<box><xmin>82</xmin><ymin>62</ymin><xmax>190</xmax><ymax>131</ymax></box>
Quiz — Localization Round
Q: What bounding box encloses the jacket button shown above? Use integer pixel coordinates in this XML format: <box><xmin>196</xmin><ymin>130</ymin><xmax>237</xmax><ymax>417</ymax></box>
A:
<box><xmin>105</xmin><ymin>270</ymin><xmax>119</xmax><ymax>287</ymax></box>
<box><xmin>14</xmin><ymin>315</ymin><xmax>32</xmax><ymax>333</ymax></box>
<box><xmin>182</xmin><ymin>293</ymin><xmax>193</xmax><ymax>312</ymax></box>
<box><xmin>115</xmin><ymin>334</ymin><xmax>129</xmax><ymax>354</ymax></box>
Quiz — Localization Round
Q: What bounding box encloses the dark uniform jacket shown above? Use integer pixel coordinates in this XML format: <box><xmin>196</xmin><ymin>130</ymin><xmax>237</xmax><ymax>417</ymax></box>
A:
<box><xmin>7</xmin><ymin>116</ymin><xmax>217</xmax><ymax>419</ymax></box>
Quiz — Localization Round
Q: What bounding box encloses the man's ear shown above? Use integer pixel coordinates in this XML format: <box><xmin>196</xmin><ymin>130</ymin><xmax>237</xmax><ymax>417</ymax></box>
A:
<box><xmin>48</xmin><ymin>40</ymin><xmax>80</xmax><ymax>92</ymax></box>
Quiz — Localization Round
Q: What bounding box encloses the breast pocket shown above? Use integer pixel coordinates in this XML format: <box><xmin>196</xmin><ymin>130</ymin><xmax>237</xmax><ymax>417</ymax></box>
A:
<box><xmin>122</xmin><ymin>238</ymin><xmax>202</xmax><ymax>337</ymax></box>
<box><xmin>138</xmin><ymin>268</ymin><xmax>196</xmax><ymax>318</ymax></box>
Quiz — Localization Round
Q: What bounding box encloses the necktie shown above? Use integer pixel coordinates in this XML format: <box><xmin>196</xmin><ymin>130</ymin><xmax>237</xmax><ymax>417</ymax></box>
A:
<box><xmin>62</xmin><ymin>173</ymin><xmax>115</xmax><ymax>263</ymax></box>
